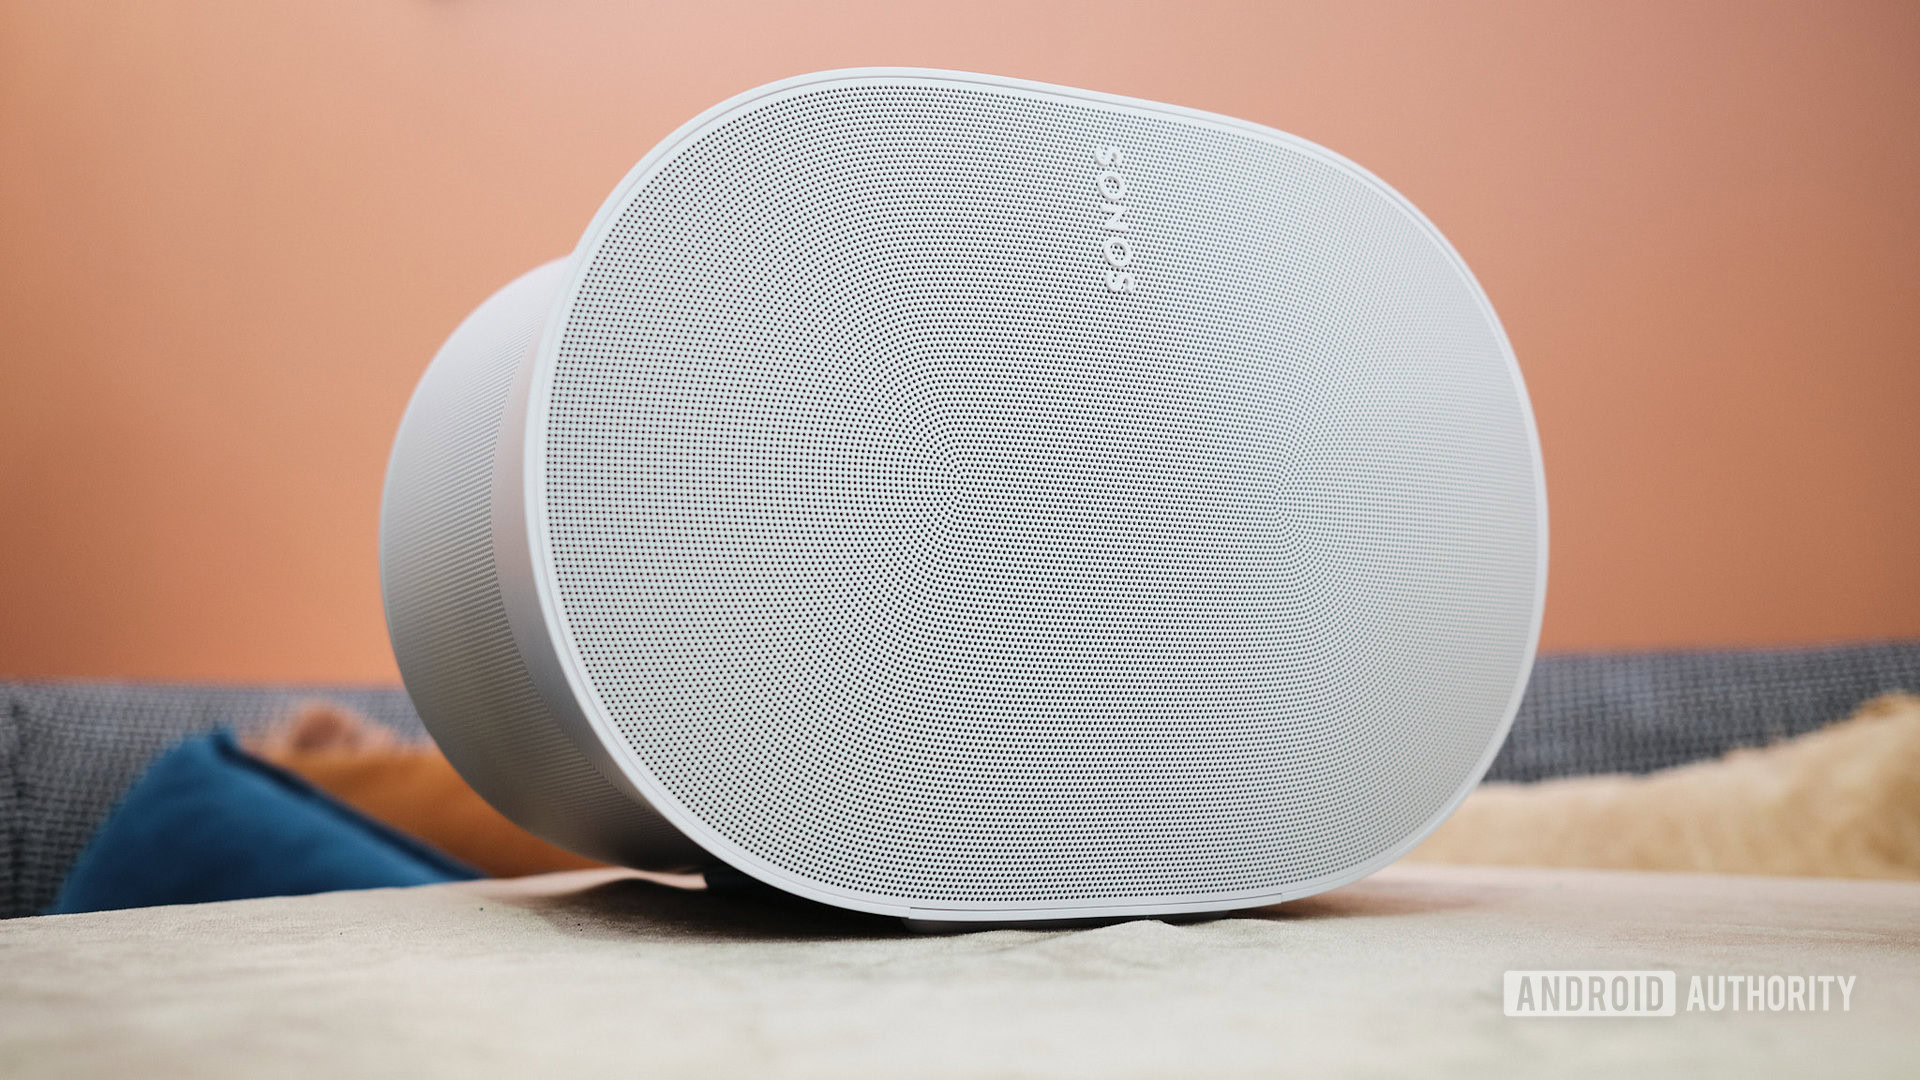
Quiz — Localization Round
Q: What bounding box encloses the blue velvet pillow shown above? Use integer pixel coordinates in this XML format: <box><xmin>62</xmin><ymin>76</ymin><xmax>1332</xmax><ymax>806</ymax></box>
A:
<box><xmin>50</xmin><ymin>731</ymin><xmax>480</xmax><ymax>914</ymax></box>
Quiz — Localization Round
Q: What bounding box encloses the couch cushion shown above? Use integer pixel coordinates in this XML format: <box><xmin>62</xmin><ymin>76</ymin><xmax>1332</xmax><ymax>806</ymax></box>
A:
<box><xmin>1484</xmin><ymin>642</ymin><xmax>1920</xmax><ymax>781</ymax></box>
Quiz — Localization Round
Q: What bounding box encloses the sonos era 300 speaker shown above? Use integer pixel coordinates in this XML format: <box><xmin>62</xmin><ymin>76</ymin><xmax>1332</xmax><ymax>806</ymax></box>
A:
<box><xmin>381</xmin><ymin>69</ymin><xmax>1546</xmax><ymax>925</ymax></box>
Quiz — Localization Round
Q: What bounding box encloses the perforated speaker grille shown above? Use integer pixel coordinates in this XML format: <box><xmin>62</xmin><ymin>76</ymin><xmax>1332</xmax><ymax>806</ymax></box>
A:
<box><xmin>539</xmin><ymin>77</ymin><xmax>1542</xmax><ymax>907</ymax></box>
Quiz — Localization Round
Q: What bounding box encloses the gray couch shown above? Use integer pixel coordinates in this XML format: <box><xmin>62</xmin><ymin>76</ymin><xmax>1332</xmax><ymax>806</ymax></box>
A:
<box><xmin>6</xmin><ymin>640</ymin><xmax>1918</xmax><ymax>919</ymax></box>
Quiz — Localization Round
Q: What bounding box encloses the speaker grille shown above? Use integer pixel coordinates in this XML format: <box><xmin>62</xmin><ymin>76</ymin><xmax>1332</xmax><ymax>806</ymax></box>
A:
<box><xmin>540</xmin><ymin>79</ymin><xmax>1541</xmax><ymax>906</ymax></box>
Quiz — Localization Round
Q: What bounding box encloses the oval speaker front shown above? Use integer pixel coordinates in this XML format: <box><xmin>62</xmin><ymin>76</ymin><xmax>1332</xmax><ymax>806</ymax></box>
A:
<box><xmin>380</xmin><ymin>69</ymin><xmax>1547</xmax><ymax>924</ymax></box>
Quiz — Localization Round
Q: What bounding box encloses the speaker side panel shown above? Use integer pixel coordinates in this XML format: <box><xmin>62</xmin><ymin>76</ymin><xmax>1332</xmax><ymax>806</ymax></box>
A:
<box><xmin>380</xmin><ymin>260</ymin><xmax>702</xmax><ymax>868</ymax></box>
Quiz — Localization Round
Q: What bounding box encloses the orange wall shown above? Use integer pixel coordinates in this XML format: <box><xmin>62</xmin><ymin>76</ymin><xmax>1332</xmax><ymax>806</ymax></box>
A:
<box><xmin>3</xmin><ymin>1</ymin><xmax>1917</xmax><ymax>683</ymax></box>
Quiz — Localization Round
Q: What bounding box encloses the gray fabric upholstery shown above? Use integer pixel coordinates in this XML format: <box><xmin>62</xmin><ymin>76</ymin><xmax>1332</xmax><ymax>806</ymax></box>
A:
<box><xmin>4</xmin><ymin>640</ymin><xmax>1918</xmax><ymax>918</ymax></box>
<box><xmin>1484</xmin><ymin>641</ymin><xmax>1920</xmax><ymax>781</ymax></box>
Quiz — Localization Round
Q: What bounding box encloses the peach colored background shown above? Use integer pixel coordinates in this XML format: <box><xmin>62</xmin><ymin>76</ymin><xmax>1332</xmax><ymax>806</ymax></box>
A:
<box><xmin>3</xmin><ymin>1</ymin><xmax>1917</xmax><ymax>683</ymax></box>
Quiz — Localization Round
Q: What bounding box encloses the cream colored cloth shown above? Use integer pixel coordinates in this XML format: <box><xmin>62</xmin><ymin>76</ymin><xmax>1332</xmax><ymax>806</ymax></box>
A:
<box><xmin>1409</xmin><ymin>693</ymin><xmax>1920</xmax><ymax>879</ymax></box>
<box><xmin>2</xmin><ymin>865</ymin><xmax>1915</xmax><ymax>1078</ymax></box>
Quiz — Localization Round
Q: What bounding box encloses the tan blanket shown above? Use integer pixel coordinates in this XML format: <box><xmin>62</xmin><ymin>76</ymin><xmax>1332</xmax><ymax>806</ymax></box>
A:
<box><xmin>1410</xmin><ymin>692</ymin><xmax>1920</xmax><ymax>878</ymax></box>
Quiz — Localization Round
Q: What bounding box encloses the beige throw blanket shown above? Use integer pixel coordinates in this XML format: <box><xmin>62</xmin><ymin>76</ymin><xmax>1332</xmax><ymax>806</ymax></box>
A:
<box><xmin>1409</xmin><ymin>693</ymin><xmax>1920</xmax><ymax>879</ymax></box>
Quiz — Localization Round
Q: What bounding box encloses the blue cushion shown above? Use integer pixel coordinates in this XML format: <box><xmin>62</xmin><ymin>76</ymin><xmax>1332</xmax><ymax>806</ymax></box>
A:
<box><xmin>49</xmin><ymin>731</ymin><xmax>480</xmax><ymax>914</ymax></box>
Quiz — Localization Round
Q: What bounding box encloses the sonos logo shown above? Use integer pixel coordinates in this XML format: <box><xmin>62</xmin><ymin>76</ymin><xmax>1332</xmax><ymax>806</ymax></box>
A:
<box><xmin>1093</xmin><ymin>146</ymin><xmax>1138</xmax><ymax>292</ymax></box>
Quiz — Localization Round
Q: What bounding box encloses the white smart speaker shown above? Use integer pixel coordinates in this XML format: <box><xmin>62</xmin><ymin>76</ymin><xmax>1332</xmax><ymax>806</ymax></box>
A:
<box><xmin>380</xmin><ymin>69</ymin><xmax>1546</xmax><ymax>926</ymax></box>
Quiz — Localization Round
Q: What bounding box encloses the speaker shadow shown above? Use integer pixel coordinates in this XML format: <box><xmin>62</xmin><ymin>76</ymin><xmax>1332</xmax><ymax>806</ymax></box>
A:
<box><xmin>511</xmin><ymin>870</ymin><xmax>1493</xmax><ymax>942</ymax></box>
<box><xmin>518</xmin><ymin>875</ymin><xmax>903</xmax><ymax>942</ymax></box>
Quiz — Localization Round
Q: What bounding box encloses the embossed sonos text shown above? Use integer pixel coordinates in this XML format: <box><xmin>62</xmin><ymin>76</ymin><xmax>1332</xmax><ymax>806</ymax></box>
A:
<box><xmin>1093</xmin><ymin>146</ymin><xmax>1137</xmax><ymax>292</ymax></box>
